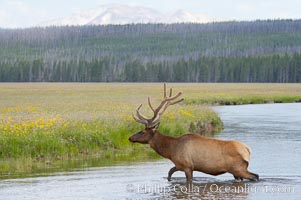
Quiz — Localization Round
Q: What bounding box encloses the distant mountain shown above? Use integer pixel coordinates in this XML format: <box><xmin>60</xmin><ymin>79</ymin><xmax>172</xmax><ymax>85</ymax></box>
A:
<box><xmin>167</xmin><ymin>10</ymin><xmax>210</xmax><ymax>24</ymax></box>
<box><xmin>40</xmin><ymin>4</ymin><xmax>211</xmax><ymax>26</ymax></box>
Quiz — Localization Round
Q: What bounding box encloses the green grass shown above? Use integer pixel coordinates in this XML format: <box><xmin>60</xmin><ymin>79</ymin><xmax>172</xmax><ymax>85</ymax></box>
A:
<box><xmin>187</xmin><ymin>96</ymin><xmax>301</xmax><ymax>105</ymax></box>
<box><xmin>0</xmin><ymin>83</ymin><xmax>224</xmax><ymax>178</ymax></box>
<box><xmin>1</xmin><ymin>83</ymin><xmax>301</xmax><ymax>178</ymax></box>
<box><xmin>174</xmin><ymin>83</ymin><xmax>301</xmax><ymax>105</ymax></box>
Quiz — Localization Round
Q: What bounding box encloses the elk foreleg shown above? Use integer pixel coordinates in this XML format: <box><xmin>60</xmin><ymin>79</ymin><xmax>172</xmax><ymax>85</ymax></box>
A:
<box><xmin>167</xmin><ymin>166</ymin><xmax>179</xmax><ymax>181</ymax></box>
<box><xmin>184</xmin><ymin>168</ymin><xmax>193</xmax><ymax>182</ymax></box>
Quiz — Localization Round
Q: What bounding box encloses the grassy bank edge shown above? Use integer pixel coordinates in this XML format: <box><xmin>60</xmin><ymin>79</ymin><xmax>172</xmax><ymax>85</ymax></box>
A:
<box><xmin>186</xmin><ymin>96</ymin><xmax>301</xmax><ymax>105</ymax></box>
<box><xmin>0</xmin><ymin>106</ymin><xmax>223</xmax><ymax>178</ymax></box>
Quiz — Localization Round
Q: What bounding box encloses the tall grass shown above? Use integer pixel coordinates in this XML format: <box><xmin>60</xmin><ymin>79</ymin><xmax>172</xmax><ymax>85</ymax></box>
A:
<box><xmin>0</xmin><ymin>83</ymin><xmax>223</xmax><ymax>177</ymax></box>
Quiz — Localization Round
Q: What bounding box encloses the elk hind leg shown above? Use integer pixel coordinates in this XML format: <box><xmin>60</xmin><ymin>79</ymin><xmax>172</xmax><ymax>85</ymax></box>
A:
<box><xmin>231</xmin><ymin>160</ymin><xmax>259</xmax><ymax>181</ymax></box>
<box><xmin>248</xmin><ymin>172</ymin><xmax>259</xmax><ymax>181</ymax></box>
<box><xmin>233</xmin><ymin>170</ymin><xmax>259</xmax><ymax>181</ymax></box>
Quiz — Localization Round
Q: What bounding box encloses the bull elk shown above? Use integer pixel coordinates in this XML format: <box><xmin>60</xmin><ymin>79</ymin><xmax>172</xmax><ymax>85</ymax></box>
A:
<box><xmin>129</xmin><ymin>84</ymin><xmax>259</xmax><ymax>182</ymax></box>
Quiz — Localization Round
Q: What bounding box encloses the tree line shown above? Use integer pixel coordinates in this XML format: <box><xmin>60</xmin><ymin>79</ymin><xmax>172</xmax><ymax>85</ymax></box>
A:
<box><xmin>1</xmin><ymin>19</ymin><xmax>301</xmax><ymax>82</ymax></box>
<box><xmin>1</xmin><ymin>53</ymin><xmax>300</xmax><ymax>82</ymax></box>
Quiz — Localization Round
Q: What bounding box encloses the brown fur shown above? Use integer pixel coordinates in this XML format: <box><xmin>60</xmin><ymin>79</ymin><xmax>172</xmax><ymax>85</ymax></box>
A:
<box><xmin>129</xmin><ymin>129</ymin><xmax>259</xmax><ymax>182</ymax></box>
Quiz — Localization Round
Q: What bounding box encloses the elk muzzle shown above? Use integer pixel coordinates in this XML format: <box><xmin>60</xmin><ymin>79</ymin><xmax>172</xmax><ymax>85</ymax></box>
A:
<box><xmin>129</xmin><ymin>132</ymin><xmax>141</xmax><ymax>143</ymax></box>
<box><xmin>129</xmin><ymin>130</ymin><xmax>155</xmax><ymax>144</ymax></box>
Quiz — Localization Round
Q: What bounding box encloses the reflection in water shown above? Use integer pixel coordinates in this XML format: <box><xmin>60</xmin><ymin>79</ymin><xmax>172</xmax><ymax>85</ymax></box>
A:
<box><xmin>0</xmin><ymin>103</ymin><xmax>300</xmax><ymax>199</ymax></box>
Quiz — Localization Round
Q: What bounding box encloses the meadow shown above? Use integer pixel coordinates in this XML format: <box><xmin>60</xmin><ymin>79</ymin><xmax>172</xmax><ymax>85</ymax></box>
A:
<box><xmin>0</xmin><ymin>83</ymin><xmax>223</xmax><ymax>177</ymax></box>
<box><xmin>1</xmin><ymin>83</ymin><xmax>301</xmax><ymax>177</ymax></box>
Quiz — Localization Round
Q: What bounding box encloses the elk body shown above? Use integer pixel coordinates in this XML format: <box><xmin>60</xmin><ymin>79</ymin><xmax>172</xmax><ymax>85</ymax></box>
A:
<box><xmin>129</xmin><ymin>84</ymin><xmax>259</xmax><ymax>182</ymax></box>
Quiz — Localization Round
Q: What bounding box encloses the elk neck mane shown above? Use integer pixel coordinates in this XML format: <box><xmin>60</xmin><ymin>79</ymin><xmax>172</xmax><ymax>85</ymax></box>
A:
<box><xmin>149</xmin><ymin>130</ymin><xmax>176</xmax><ymax>159</ymax></box>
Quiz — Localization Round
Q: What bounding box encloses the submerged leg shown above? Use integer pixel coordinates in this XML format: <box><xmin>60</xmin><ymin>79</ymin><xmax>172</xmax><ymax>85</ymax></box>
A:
<box><xmin>233</xmin><ymin>175</ymin><xmax>243</xmax><ymax>182</ymax></box>
<box><xmin>184</xmin><ymin>168</ymin><xmax>193</xmax><ymax>182</ymax></box>
<box><xmin>231</xmin><ymin>159</ymin><xmax>259</xmax><ymax>182</ymax></box>
<box><xmin>248</xmin><ymin>172</ymin><xmax>259</xmax><ymax>181</ymax></box>
<box><xmin>168</xmin><ymin>166</ymin><xmax>179</xmax><ymax>181</ymax></box>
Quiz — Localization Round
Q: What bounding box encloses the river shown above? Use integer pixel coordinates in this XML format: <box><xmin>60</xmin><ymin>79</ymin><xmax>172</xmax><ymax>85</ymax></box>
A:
<box><xmin>0</xmin><ymin>103</ymin><xmax>300</xmax><ymax>200</ymax></box>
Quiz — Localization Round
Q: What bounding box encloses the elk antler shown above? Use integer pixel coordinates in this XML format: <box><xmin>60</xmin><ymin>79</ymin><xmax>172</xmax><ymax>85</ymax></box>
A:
<box><xmin>132</xmin><ymin>83</ymin><xmax>184</xmax><ymax>128</ymax></box>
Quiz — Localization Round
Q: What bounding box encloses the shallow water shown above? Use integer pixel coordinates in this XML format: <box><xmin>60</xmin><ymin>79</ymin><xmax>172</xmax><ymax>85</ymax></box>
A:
<box><xmin>0</xmin><ymin>103</ymin><xmax>300</xmax><ymax>200</ymax></box>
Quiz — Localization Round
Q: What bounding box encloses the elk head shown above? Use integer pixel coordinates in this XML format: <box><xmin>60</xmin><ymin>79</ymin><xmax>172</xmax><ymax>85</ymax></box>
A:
<box><xmin>129</xmin><ymin>83</ymin><xmax>184</xmax><ymax>144</ymax></box>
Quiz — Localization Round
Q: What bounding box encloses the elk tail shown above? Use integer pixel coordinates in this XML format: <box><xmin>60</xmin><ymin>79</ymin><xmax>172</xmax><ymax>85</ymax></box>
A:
<box><xmin>240</xmin><ymin>143</ymin><xmax>251</xmax><ymax>165</ymax></box>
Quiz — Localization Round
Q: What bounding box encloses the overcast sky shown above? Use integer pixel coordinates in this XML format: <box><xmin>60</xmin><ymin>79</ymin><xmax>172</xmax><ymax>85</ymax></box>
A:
<box><xmin>1</xmin><ymin>0</ymin><xmax>301</xmax><ymax>28</ymax></box>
